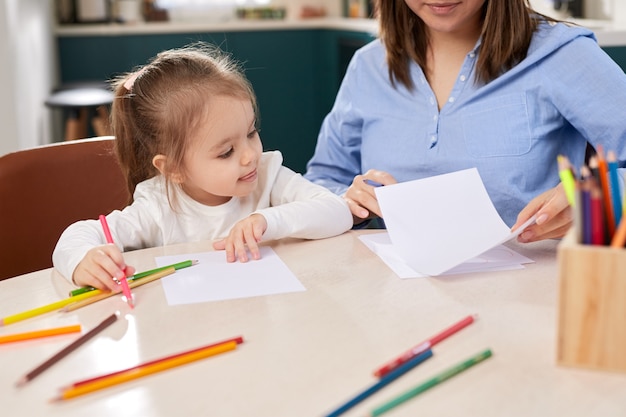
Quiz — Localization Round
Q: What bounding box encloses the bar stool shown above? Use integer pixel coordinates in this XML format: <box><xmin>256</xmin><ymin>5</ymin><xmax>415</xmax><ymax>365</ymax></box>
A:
<box><xmin>45</xmin><ymin>81</ymin><xmax>114</xmax><ymax>141</ymax></box>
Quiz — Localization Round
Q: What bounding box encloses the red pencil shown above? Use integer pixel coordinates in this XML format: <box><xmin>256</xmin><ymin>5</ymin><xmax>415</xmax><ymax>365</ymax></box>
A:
<box><xmin>99</xmin><ymin>214</ymin><xmax>134</xmax><ymax>308</ymax></box>
<box><xmin>65</xmin><ymin>336</ymin><xmax>244</xmax><ymax>389</ymax></box>
<box><xmin>590</xmin><ymin>185</ymin><xmax>605</xmax><ymax>245</ymax></box>
<box><xmin>373</xmin><ymin>315</ymin><xmax>476</xmax><ymax>378</ymax></box>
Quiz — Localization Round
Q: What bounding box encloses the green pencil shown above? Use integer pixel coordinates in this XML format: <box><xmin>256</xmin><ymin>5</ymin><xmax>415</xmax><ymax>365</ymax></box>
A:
<box><xmin>68</xmin><ymin>259</ymin><xmax>198</xmax><ymax>297</ymax></box>
<box><xmin>370</xmin><ymin>348</ymin><xmax>493</xmax><ymax>417</ymax></box>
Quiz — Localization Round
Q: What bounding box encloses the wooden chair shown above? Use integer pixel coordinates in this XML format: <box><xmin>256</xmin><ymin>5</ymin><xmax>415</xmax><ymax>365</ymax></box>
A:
<box><xmin>0</xmin><ymin>137</ymin><xmax>129</xmax><ymax>280</ymax></box>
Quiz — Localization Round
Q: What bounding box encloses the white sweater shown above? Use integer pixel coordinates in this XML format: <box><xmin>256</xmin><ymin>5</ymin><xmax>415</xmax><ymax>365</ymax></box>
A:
<box><xmin>53</xmin><ymin>151</ymin><xmax>352</xmax><ymax>282</ymax></box>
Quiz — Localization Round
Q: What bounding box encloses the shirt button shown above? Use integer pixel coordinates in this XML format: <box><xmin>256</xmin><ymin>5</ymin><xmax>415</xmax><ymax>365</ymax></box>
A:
<box><xmin>449</xmin><ymin>97</ymin><xmax>455</xmax><ymax>103</ymax></box>
<box><xmin>430</xmin><ymin>97</ymin><xmax>435</xmax><ymax>105</ymax></box>
<box><xmin>469</xmin><ymin>52</ymin><xmax>475</xmax><ymax>58</ymax></box>
<box><xmin>433</xmin><ymin>115</ymin><xmax>438</xmax><ymax>121</ymax></box>
<box><xmin>460</xmin><ymin>75</ymin><xmax>467</xmax><ymax>82</ymax></box>
<box><xmin>430</xmin><ymin>135</ymin><xmax>436</xmax><ymax>143</ymax></box>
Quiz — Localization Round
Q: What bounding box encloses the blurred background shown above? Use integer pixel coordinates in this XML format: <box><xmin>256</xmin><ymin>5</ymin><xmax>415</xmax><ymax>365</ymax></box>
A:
<box><xmin>1</xmin><ymin>0</ymin><xmax>625</xmax><ymax>171</ymax></box>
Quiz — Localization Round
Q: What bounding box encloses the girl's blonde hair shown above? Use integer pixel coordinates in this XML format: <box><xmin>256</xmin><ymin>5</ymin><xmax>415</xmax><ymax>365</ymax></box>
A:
<box><xmin>375</xmin><ymin>0</ymin><xmax>546</xmax><ymax>89</ymax></box>
<box><xmin>111</xmin><ymin>43</ymin><xmax>257</xmax><ymax>202</ymax></box>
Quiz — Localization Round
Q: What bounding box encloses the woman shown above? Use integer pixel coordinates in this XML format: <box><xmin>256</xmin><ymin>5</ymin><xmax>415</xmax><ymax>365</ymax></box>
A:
<box><xmin>304</xmin><ymin>0</ymin><xmax>626</xmax><ymax>242</ymax></box>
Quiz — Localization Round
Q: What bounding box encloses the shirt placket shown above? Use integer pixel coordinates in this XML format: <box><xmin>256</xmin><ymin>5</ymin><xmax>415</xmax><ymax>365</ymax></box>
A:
<box><xmin>426</xmin><ymin>48</ymin><xmax>477</xmax><ymax>150</ymax></box>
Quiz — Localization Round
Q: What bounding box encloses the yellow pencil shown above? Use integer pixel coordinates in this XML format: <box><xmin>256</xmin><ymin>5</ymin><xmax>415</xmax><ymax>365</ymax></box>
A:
<box><xmin>0</xmin><ymin>324</ymin><xmax>82</xmax><ymax>344</ymax></box>
<box><xmin>557</xmin><ymin>155</ymin><xmax>577</xmax><ymax>207</ymax></box>
<box><xmin>52</xmin><ymin>340</ymin><xmax>238</xmax><ymax>401</ymax></box>
<box><xmin>62</xmin><ymin>267</ymin><xmax>176</xmax><ymax>312</ymax></box>
<box><xmin>0</xmin><ymin>290</ymin><xmax>105</xmax><ymax>326</ymax></box>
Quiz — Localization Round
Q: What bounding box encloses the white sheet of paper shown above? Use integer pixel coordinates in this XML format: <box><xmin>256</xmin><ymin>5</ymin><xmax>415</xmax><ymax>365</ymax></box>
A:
<box><xmin>359</xmin><ymin>232</ymin><xmax>534</xmax><ymax>279</ymax></box>
<box><xmin>375</xmin><ymin>168</ymin><xmax>535</xmax><ymax>276</ymax></box>
<box><xmin>156</xmin><ymin>247</ymin><xmax>305</xmax><ymax>305</ymax></box>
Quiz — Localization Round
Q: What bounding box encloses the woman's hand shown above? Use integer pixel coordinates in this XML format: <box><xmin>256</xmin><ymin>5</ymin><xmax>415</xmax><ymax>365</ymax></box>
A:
<box><xmin>213</xmin><ymin>213</ymin><xmax>267</xmax><ymax>263</ymax></box>
<box><xmin>512</xmin><ymin>183</ymin><xmax>573</xmax><ymax>243</ymax></box>
<box><xmin>73</xmin><ymin>244</ymin><xmax>135</xmax><ymax>291</ymax></box>
<box><xmin>344</xmin><ymin>169</ymin><xmax>397</xmax><ymax>224</ymax></box>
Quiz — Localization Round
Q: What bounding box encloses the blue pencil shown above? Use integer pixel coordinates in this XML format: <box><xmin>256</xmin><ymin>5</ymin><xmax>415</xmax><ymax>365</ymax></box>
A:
<box><xmin>607</xmin><ymin>151</ymin><xmax>623</xmax><ymax>228</ymax></box>
<box><xmin>323</xmin><ymin>349</ymin><xmax>433</xmax><ymax>417</ymax></box>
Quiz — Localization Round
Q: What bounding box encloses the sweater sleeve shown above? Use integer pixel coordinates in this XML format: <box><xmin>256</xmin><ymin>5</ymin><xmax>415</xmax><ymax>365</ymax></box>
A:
<box><xmin>254</xmin><ymin>165</ymin><xmax>353</xmax><ymax>241</ymax></box>
<box><xmin>52</xmin><ymin>184</ymin><xmax>164</xmax><ymax>284</ymax></box>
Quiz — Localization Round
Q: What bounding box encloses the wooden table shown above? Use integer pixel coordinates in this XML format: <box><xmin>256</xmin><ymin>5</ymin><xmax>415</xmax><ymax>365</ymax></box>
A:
<box><xmin>1</xmin><ymin>231</ymin><xmax>625</xmax><ymax>416</ymax></box>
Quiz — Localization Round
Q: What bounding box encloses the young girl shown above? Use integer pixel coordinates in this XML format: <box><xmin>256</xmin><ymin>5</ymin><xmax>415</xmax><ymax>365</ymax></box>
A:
<box><xmin>53</xmin><ymin>44</ymin><xmax>352</xmax><ymax>291</ymax></box>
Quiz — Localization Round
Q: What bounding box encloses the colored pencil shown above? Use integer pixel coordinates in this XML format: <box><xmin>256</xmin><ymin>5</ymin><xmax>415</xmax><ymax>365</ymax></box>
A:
<box><xmin>373</xmin><ymin>314</ymin><xmax>475</xmax><ymax>378</ymax></box>
<box><xmin>611</xmin><ymin>217</ymin><xmax>626</xmax><ymax>248</ymax></box>
<box><xmin>0</xmin><ymin>290</ymin><xmax>106</xmax><ymax>326</ymax></box>
<box><xmin>66</xmin><ymin>336</ymin><xmax>244</xmax><ymax>388</ymax></box>
<box><xmin>52</xmin><ymin>339</ymin><xmax>239</xmax><ymax>401</ymax></box>
<box><xmin>99</xmin><ymin>215</ymin><xmax>134</xmax><ymax>308</ymax></box>
<box><xmin>62</xmin><ymin>267</ymin><xmax>176</xmax><ymax>312</ymax></box>
<box><xmin>0</xmin><ymin>324</ymin><xmax>81</xmax><ymax>344</ymax></box>
<box><xmin>607</xmin><ymin>151</ymin><xmax>623</xmax><ymax>228</ymax></box>
<box><xmin>16</xmin><ymin>313</ymin><xmax>118</xmax><ymax>387</ymax></box>
<box><xmin>69</xmin><ymin>259</ymin><xmax>198</xmax><ymax>297</ymax></box>
<box><xmin>557</xmin><ymin>155</ymin><xmax>577</xmax><ymax>207</ymax></box>
<box><xmin>369</xmin><ymin>348</ymin><xmax>493</xmax><ymax>417</ymax></box>
<box><xmin>323</xmin><ymin>349</ymin><xmax>433</xmax><ymax>417</ymax></box>
<box><xmin>580</xmin><ymin>166</ymin><xmax>593</xmax><ymax>245</ymax></box>
<box><xmin>590</xmin><ymin>185</ymin><xmax>605</xmax><ymax>245</ymax></box>
<box><xmin>595</xmin><ymin>146</ymin><xmax>616</xmax><ymax>237</ymax></box>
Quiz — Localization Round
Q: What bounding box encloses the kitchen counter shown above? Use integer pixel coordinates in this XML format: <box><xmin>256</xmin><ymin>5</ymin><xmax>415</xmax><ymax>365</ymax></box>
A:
<box><xmin>54</xmin><ymin>16</ymin><xmax>626</xmax><ymax>46</ymax></box>
<box><xmin>54</xmin><ymin>17</ymin><xmax>378</xmax><ymax>36</ymax></box>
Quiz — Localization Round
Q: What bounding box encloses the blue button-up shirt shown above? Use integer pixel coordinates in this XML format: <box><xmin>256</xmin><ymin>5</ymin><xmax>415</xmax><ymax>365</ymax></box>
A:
<box><xmin>305</xmin><ymin>21</ymin><xmax>626</xmax><ymax>226</ymax></box>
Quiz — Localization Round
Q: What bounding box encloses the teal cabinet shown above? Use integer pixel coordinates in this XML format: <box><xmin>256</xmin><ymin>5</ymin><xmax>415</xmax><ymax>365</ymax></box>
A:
<box><xmin>602</xmin><ymin>46</ymin><xmax>626</xmax><ymax>72</ymax></box>
<box><xmin>57</xmin><ymin>29</ymin><xmax>376</xmax><ymax>173</ymax></box>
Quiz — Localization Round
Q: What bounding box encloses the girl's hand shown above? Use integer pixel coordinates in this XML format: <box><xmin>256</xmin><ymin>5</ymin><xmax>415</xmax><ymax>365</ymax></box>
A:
<box><xmin>344</xmin><ymin>169</ymin><xmax>397</xmax><ymax>224</ymax></box>
<box><xmin>512</xmin><ymin>183</ymin><xmax>573</xmax><ymax>243</ymax></box>
<box><xmin>72</xmin><ymin>244</ymin><xmax>135</xmax><ymax>291</ymax></box>
<box><xmin>213</xmin><ymin>213</ymin><xmax>268</xmax><ymax>262</ymax></box>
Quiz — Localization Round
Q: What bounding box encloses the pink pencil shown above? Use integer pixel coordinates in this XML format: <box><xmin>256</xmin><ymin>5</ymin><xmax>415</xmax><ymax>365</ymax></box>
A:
<box><xmin>99</xmin><ymin>215</ymin><xmax>134</xmax><ymax>308</ymax></box>
<box><xmin>373</xmin><ymin>315</ymin><xmax>476</xmax><ymax>378</ymax></box>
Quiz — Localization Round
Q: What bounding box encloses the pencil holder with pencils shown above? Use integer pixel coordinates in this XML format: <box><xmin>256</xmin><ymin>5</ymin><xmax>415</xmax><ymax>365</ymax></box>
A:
<box><xmin>556</xmin><ymin>229</ymin><xmax>626</xmax><ymax>373</ymax></box>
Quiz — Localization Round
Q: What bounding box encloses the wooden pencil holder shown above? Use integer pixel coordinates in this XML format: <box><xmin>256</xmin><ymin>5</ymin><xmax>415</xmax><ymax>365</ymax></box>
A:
<box><xmin>557</xmin><ymin>230</ymin><xmax>626</xmax><ymax>373</ymax></box>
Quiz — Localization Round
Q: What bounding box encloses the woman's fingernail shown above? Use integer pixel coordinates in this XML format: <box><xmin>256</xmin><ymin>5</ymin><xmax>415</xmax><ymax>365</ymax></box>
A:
<box><xmin>521</xmin><ymin>230</ymin><xmax>534</xmax><ymax>241</ymax></box>
<box><xmin>536</xmin><ymin>214</ymin><xmax>548</xmax><ymax>224</ymax></box>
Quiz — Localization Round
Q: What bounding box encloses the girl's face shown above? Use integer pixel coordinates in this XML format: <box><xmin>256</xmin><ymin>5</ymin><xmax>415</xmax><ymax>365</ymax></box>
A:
<box><xmin>179</xmin><ymin>96</ymin><xmax>262</xmax><ymax>206</ymax></box>
<box><xmin>405</xmin><ymin>0</ymin><xmax>486</xmax><ymax>37</ymax></box>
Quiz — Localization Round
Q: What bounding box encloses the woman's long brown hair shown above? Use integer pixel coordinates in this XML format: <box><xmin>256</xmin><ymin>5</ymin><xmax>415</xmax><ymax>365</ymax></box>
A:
<box><xmin>375</xmin><ymin>0</ymin><xmax>540</xmax><ymax>89</ymax></box>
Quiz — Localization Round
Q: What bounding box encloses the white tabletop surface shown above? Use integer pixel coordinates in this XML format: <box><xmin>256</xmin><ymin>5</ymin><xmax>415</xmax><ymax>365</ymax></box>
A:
<box><xmin>1</xmin><ymin>230</ymin><xmax>625</xmax><ymax>417</ymax></box>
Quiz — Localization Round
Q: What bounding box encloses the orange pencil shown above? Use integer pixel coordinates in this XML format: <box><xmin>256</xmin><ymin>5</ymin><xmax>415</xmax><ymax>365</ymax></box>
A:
<box><xmin>67</xmin><ymin>336</ymin><xmax>244</xmax><ymax>388</ymax></box>
<box><xmin>52</xmin><ymin>339</ymin><xmax>239</xmax><ymax>401</ymax></box>
<box><xmin>611</xmin><ymin>217</ymin><xmax>626</xmax><ymax>248</ymax></box>
<box><xmin>595</xmin><ymin>146</ymin><xmax>615</xmax><ymax>238</ymax></box>
<box><xmin>0</xmin><ymin>324</ymin><xmax>81</xmax><ymax>344</ymax></box>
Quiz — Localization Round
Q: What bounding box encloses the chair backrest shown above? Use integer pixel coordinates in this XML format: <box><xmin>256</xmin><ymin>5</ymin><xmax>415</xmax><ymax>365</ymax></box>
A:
<box><xmin>0</xmin><ymin>137</ymin><xmax>130</xmax><ymax>280</ymax></box>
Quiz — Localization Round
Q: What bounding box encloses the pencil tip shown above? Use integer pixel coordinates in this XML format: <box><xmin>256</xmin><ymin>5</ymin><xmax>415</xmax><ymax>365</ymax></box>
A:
<box><xmin>49</xmin><ymin>396</ymin><xmax>62</xmax><ymax>403</ymax></box>
<box><xmin>0</xmin><ymin>319</ymin><xmax>4</xmax><ymax>326</ymax></box>
<box><xmin>15</xmin><ymin>376</ymin><xmax>28</xmax><ymax>387</ymax></box>
<box><xmin>191</xmin><ymin>260</ymin><xmax>199</xmax><ymax>265</ymax></box>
